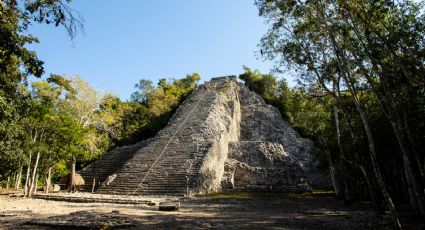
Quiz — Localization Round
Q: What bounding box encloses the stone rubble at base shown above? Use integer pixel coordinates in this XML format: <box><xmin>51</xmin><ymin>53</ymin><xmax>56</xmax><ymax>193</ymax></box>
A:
<box><xmin>79</xmin><ymin>76</ymin><xmax>328</xmax><ymax>196</ymax></box>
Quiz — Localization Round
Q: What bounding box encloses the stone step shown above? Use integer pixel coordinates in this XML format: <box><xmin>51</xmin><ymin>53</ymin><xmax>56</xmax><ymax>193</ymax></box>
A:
<box><xmin>98</xmin><ymin>187</ymin><xmax>186</xmax><ymax>193</ymax></box>
<box><xmin>101</xmin><ymin>191</ymin><xmax>185</xmax><ymax>196</ymax></box>
<box><xmin>104</xmin><ymin>181</ymin><xmax>188</xmax><ymax>187</ymax></box>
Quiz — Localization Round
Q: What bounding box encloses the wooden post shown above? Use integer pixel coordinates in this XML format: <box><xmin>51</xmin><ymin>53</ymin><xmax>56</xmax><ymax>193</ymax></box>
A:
<box><xmin>186</xmin><ymin>176</ymin><xmax>189</xmax><ymax>197</ymax></box>
<box><xmin>91</xmin><ymin>178</ymin><xmax>96</xmax><ymax>193</ymax></box>
<box><xmin>69</xmin><ymin>156</ymin><xmax>76</xmax><ymax>192</ymax></box>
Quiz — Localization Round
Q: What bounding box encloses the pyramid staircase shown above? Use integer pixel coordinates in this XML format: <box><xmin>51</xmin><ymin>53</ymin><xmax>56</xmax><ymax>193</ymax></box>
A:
<box><xmin>85</xmin><ymin>86</ymin><xmax>217</xmax><ymax>196</ymax></box>
<box><xmin>79</xmin><ymin>140</ymin><xmax>150</xmax><ymax>191</ymax></box>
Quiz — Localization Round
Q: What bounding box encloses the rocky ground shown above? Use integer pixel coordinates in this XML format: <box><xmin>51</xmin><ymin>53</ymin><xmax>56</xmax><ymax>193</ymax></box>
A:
<box><xmin>0</xmin><ymin>190</ymin><xmax>422</xmax><ymax>229</ymax></box>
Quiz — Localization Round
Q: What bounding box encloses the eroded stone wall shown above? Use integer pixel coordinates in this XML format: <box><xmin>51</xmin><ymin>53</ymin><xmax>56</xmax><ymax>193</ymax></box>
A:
<box><xmin>190</xmin><ymin>77</ymin><xmax>241</xmax><ymax>194</ymax></box>
<box><xmin>222</xmin><ymin>141</ymin><xmax>309</xmax><ymax>192</ymax></box>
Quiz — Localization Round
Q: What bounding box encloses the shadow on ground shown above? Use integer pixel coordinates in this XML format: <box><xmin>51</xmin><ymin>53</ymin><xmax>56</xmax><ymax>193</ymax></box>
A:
<box><xmin>1</xmin><ymin>192</ymin><xmax>423</xmax><ymax>229</ymax></box>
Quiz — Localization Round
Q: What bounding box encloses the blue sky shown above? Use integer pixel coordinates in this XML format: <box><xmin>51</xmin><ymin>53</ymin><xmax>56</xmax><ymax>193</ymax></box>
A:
<box><xmin>28</xmin><ymin>1</ymin><xmax>285</xmax><ymax>100</ymax></box>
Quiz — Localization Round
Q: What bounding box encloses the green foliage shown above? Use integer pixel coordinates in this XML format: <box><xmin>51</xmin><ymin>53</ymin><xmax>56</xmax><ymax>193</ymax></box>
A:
<box><xmin>239</xmin><ymin>67</ymin><xmax>332</xmax><ymax>139</ymax></box>
<box><xmin>239</xmin><ymin>66</ymin><xmax>277</xmax><ymax>106</ymax></box>
<box><xmin>0</xmin><ymin>2</ymin><xmax>43</xmax><ymax>94</ymax></box>
<box><xmin>131</xmin><ymin>79</ymin><xmax>154</xmax><ymax>104</ymax></box>
<box><xmin>285</xmin><ymin>88</ymin><xmax>333</xmax><ymax>138</ymax></box>
<box><xmin>109</xmin><ymin>73</ymin><xmax>201</xmax><ymax>145</ymax></box>
<box><xmin>0</xmin><ymin>1</ymin><xmax>82</xmax><ymax>96</ymax></box>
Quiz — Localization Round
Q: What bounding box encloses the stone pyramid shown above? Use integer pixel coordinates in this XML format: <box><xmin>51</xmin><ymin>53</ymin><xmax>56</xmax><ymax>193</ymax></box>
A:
<box><xmin>79</xmin><ymin>76</ymin><xmax>317</xmax><ymax>196</ymax></box>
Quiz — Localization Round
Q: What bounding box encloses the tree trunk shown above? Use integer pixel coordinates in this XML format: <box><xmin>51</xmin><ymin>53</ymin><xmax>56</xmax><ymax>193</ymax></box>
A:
<box><xmin>14</xmin><ymin>172</ymin><xmax>19</xmax><ymax>189</ymax></box>
<box><xmin>15</xmin><ymin>166</ymin><xmax>22</xmax><ymax>190</ymax></box>
<box><xmin>45</xmin><ymin>166</ymin><xmax>52</xmax><ymax>194</ymax></box>
<box><xmin>358</xmin><ymin>165</ymin><xmax>382</xmax><ymax>215</ymax></box>
<box><xmin>391</xmin><ymin>118</ymin><xmax>425</xmax><ymax>217</ymax></box>
<box><xmin>11</xmin><ymin>174</ymin><xmax>16</xmax><ymax>189</ymax></box>
<box><xmin>92</xmin><ymin>177</ymin><xmax>96</xmax><ymax>193</ymax></box>
<box><xmin>24</xmin><ymin>154</ymin><xmax>32</xmax><ymax>196</ymax></box>
<box><xmin>332</xmin><ymin>104</ymin><xmax>343</xmax><ymax>197</ymax></box>
<box><xmin>27</xmin><ymin>178</ymin><xmax>31</xmax><ymax>196</ymax></box>
<box><xmin>344</xmin><ymin>179</ymin><xmax>351</xmax><ymax>203</ymax></box>
<box><xmin>336</xmin><ymin>99</ymin><xmax>382</xmax><ymax>214</ymax></box>
<box><xmin>402</xmin><ymin>115</ymin><xmax>424</xmax><ymax>180</ymax></box>
<box><xmin>29</xmin><ymin>152</ymin><xmax>40</xmax><ymax>197</ymax></box>
<box><xmin>346</xmin><ymin>13</ymin><xmax>425</xmax><ymax>217</ymax></box>
<box><xmin>69</xmin><ymin>156</ymin><xmax>76</xmax><ymax>192</ymax></box>
<box><xmin>6</xmin><ymin>177</ymin><xmax>10</xmax><ymax>189</ymax></box>
<box><xmin>349</xmin><ymin>86</ymin><xmax>401</xmax><ymax>229</ymax></box>
<box><xmin>326</xmin><ymin>150</ymin><xmax>339</xmax><ymax>196</ymax></box>
<box><xmin>34</xmin><ymin>173</ymin><xmax>39</xmax><ymax>195</ymax></box>
<box><xmin>318</xmin><ymin>7</ymin><xmax>402</xmax><ymax>226</ymax></box>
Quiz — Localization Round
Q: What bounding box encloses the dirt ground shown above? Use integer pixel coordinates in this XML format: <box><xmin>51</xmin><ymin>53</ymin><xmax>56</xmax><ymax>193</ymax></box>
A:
<box><xmin>0</xmin><ymin>191</ymin><xmax>422</xmax><ymax>229</ymax></box>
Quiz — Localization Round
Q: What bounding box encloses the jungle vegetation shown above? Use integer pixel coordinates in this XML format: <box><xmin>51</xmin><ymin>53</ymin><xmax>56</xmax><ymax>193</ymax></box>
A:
<box><xmin>1</xmin><ymin>1</ymin><xmax>424</xmax><ymax>229</ymax></box>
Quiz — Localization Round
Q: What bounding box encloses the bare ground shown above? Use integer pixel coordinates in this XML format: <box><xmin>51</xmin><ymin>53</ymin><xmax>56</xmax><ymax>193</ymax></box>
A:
<box><xmin>0</xmin><ymin>190</ymin><xmax>421</xmax><ymax>230</ymax></box>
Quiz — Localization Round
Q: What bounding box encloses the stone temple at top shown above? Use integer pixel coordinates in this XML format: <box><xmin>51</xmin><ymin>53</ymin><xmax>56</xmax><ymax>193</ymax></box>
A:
<box><xmin>80</xmin><ymin>76</ymin><xmax>321</xmax><ymax>196</ymax></box>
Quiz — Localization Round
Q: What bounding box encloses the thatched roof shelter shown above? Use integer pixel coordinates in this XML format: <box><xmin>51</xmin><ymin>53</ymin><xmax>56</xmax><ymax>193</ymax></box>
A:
<box><xmin>60</xmin><ymin>173</ymin><xmax>85</xmax><ymax>187</ymax></box>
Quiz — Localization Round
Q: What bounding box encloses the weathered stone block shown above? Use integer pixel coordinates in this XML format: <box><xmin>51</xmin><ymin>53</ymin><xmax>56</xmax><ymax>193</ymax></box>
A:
<box><xmin>159</xmin><ymin>202</ymin><xmax>180</xmax><ymax>211</ymax></box>
<box><xmin>43</xmin><ymin>184</ymin><xmax>61</xmax><ymax>192</ymax></box>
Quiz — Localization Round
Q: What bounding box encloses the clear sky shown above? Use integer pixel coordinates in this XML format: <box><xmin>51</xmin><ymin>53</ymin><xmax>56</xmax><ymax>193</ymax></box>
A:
<box><xmin>27</xmin><ymin>0</ymin><xmax>285</xmax><ymax>100</ymax></box>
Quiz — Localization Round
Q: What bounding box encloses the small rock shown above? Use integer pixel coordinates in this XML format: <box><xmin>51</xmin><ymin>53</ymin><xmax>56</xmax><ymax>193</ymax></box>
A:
<box><xmin>0</xmin><ymin>212</ymin><xmax>17</xmax><ymax>217</ymax></box>
<box><xmin>159</xmin><ymin>202</ymin><xmax>180</xmax><ymax>211</ymax></box>
<box><xmin>202</xmin><ymin>223</ymin><xmax>212</xmax><ymax>228</ymax></box>
<box><xmin>147</xmin><ymin>202</ymin><xmax>157</xmax><ymax>206</ymax></box>
<box><xmin>52</xmin><ymin>184</ymin><xmax>61</xmax><ymax>192</ymax></box>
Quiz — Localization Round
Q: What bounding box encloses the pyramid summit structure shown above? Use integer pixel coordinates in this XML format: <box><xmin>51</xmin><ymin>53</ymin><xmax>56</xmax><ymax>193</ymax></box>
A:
<box><xmin>80</xmin><ymin>76</ymin><xmax>322</xmax><ymax>196</ymax></box>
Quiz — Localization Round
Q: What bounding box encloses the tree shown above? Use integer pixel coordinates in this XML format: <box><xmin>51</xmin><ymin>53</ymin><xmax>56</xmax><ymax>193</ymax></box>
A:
<box><xmin>239</xmin><ymin>66</ymin><xmax>277</xmax><ymax>105</ymax></box>
<box><xmin>0</xmin><ymin>0</ymin><xmax>83</xmax><ymax>191</ymax></box>
<box><xmin>131</xmin><ymin>80</ymin><xmax>154</xmax><ymax>104</ymax></box>
<box><xmin>0</xmin><ymin>0</ymin><xmax>82</xmax><ymax>95</ymax></box>
<box><xmin>255</xmin><ymin>0</ymin><xmax>425</xmax><ymax>227</ymax></box>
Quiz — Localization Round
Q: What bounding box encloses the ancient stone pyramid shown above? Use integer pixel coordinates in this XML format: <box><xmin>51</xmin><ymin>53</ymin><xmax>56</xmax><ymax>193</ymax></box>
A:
<box><xmin>79</xmin><ymin>76</ymin><xmax>317</xmax><ymax>196</ymax></box>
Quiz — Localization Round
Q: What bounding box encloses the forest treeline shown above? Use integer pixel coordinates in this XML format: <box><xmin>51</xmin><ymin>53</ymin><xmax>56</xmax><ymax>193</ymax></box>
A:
<box><xmin>252</xmin><ymin>0</ymin><xmax>425</xmax><ymax>228</ymax></box>
<box><xmin>0</xmin><ymin>72</ymin><xmax>200</xmax><ymax>195</ymax></box>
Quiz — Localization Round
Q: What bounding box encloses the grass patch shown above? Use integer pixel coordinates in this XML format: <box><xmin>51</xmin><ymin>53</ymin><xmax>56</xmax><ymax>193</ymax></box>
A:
<box><xmin>198</xmin><ymin>190</ymin><xmax>336</xmax><ymax>201</ymax></box>
<box><xmin>289</xmin><ymin>191</ymin><xmax>336</xmax><ymax>199</ymax></box>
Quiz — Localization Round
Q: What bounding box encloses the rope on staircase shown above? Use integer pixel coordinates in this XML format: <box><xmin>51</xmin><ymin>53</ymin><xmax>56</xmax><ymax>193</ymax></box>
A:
<box><xmin>129</xmin><ymin>89</ymin><xmax>207</xmax><ymax>195</ymax></box>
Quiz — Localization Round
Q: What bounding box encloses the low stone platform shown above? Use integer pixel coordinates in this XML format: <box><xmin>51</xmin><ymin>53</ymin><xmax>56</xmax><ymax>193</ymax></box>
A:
<box><xmin>33</xmin><ymin>194</ymin><xmax>153</xmax><ymax>205</ymax></box>
<box><xmin>159</xmin><ymin>202</ymin><xmax>180</xmax><ymax>211</ymax></box>
<box><xmin>25</xmin><ymin>210</ymin><xmax>137</xmax><ymax>229</ymax></box>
